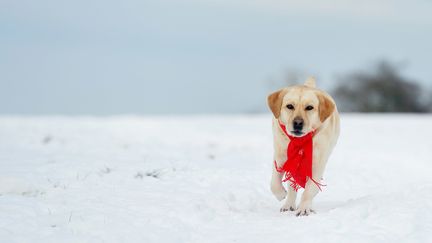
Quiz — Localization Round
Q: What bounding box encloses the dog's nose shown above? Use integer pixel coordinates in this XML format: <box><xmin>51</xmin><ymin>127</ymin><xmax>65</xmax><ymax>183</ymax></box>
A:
<box><xmin>293</xmin><ymin>117</ymin><xmax>304</xmax><ymax>130</ymax></box>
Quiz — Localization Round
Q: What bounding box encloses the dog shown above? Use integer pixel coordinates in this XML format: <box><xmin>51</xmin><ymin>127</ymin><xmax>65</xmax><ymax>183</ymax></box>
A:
<box><xmin>267</xmin><ymin>77</ymin><xmax>340</xmax><ymax>216</ymax></box>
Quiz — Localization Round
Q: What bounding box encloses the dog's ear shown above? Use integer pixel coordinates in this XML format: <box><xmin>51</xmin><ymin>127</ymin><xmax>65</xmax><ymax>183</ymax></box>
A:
<box><xmin>317</xmin><ymin>92</ymin><xmax>335</xmax><ymax>122</ymax></box>
<box><xmin>267</xmin><ymin>89</ymin><xmax>286</xmax><ymax>118</ymax></box>
<box><xmin>304</xmin><ymin>77</ymin><xmax>316</xmax><ymax>88</ymax></box>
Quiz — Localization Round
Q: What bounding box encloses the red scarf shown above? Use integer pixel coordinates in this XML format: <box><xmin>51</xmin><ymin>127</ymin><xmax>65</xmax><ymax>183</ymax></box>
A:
<box><xmin>274</xmin><ymin>121</ymin><xmax>323</xmax><ymax>191</ymax></box>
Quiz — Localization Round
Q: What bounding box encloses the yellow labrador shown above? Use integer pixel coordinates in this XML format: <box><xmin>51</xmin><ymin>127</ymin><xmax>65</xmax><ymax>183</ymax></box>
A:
<box><xmin>267</xmin><ymin>77</ymin><xmax>340</xmax><ymax>216</ymax></box>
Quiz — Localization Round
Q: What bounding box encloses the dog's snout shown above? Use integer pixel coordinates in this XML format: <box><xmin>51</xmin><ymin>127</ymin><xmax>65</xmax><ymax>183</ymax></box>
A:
<box><xmin>293</xmin><ymin>117</ymin><xmax>304</xmax><ymax>130</ymax></box>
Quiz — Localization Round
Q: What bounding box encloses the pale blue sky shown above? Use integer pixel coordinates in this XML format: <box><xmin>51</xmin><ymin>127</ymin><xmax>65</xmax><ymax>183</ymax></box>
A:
<box><xmin>1</xmin><ymin>0</ymin><xmax>431</xmax><ymax>114</ymax></box>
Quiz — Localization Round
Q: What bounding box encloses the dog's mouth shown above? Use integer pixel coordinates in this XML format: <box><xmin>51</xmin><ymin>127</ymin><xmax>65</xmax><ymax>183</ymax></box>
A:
<box><xmin>290</xmin><ymin>130</ymin><xmax>304</xmax><ymax>136</ymax></box>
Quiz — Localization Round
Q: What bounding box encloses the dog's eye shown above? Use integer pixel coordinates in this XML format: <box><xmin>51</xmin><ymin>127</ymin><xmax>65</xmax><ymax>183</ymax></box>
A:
<box><xmin>305</xmin><ymin>105</ymin><xmax>314</xmax><ymax>111</ymax></box>
<box><xmin>286</xmin><ymin>104</ymin><xmax>294</xmax><ymax>110</ymax></box>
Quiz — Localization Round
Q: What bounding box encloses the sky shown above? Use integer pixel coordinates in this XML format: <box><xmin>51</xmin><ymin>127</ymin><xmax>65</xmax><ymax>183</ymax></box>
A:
<box><xmin>1</xmin><ymin>0</ymin><xmax>431</xmax><ymax>115</ymax></box>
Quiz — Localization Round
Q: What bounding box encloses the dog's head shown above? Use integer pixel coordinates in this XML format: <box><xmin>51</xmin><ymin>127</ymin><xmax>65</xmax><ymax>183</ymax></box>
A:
<box><xmin>267</xmin><ymin>77</ymin><xmax>335</xmax><ymax>137</ymax></box>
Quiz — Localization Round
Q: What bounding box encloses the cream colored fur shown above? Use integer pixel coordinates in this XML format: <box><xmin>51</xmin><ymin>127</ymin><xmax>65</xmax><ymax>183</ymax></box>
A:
<box><xmin>268</xmin><ymin>78</ymin><xmax>340</xmax><ymax>216</ymax></box>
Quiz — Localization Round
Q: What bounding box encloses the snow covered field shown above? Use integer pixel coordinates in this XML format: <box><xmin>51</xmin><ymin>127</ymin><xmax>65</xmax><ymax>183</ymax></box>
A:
<box><xmin>0</xmin><ymin>114</ymin><xmax>431</xmax><ymax>243</ymax></box>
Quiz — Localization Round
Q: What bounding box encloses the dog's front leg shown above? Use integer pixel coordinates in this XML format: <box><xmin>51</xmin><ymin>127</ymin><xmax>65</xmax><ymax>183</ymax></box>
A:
<box><xmin>280</xmin><ymin>186</ymin><xmax>297</xmax><ymax>212</ymax></box>
<box><xmin>270</xmin><ymin>121</ymin><xmax>288</xmax><ymax>202</ymax></box>
<box><xmin>270</xmin><ymin>164</ymin><xmax>287</xmax><ymax>201</ymax></box>
<box><xmin>295</xmin><ymin>179</ymin><xmax>319</xmax><ymax>216</ymax></box>
<box><xmin>296</xmin><ymin>157</ymin><xmax>327</xmax><ymax>216</ymax></box>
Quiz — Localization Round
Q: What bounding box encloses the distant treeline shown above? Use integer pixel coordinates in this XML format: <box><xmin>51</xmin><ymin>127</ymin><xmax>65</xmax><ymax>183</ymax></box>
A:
<box><xmin>332</xmin><ymin>61</ymin><xmax>431</xmax><ymax>113</ymax></box>
<box><xmin>272</xmin><ymin>61</ymin><xmax>431</xmax><ymax>113</ymax></box>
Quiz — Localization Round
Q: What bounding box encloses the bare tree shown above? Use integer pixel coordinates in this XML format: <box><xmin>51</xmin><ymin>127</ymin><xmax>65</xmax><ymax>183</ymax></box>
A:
<box><xmin>332</xmin><ymin>61</ymin><xmax>429</xmax><ymax>113</ymax></box>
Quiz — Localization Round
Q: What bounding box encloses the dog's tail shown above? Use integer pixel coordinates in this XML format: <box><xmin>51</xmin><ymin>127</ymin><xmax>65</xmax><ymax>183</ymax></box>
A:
<box><xmin>304</xmin><ymin>77</ymin><xmax>316</xmax><ymax>88</ymax></box>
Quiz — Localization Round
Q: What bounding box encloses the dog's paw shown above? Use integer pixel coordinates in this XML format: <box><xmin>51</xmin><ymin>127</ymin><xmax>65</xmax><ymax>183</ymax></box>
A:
<box><xmin>295</xmin><ymin>200</ymin><xmax>316</xmax><ymax>216</ymax></box>
<box><xmin>280</xmin><ymin>205</ymin><xmax>296</xmax><ymax>213</ymax></box>
<box><xmin>295</xmin><ymin>208</ymin><xmax>315</xmax><ymax>216</ymax></box>
<box><xmin>280</xmin><ymin>199</ymin><xmax>296</xmax><ymax>213</ymax></box>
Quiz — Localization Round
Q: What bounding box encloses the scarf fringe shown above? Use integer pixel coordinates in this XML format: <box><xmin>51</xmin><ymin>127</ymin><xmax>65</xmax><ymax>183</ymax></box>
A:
<box><xmin>274</xmin><ymin>160</ymin><xmax>325</xmax><ymax>191</ymax></box>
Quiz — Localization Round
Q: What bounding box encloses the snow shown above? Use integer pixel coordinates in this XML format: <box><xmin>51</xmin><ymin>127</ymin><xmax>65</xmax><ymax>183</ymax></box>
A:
<box><xmin>0</xmin><ymin>114</ymin><xmax>431</xmax><ymax>242</ymax></box>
